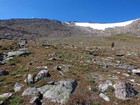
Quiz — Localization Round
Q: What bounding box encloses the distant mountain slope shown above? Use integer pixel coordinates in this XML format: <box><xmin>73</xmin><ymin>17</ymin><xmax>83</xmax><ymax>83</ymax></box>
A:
<box><xmin>0</xmin><ymin>18</ymin><xmax>88</xmax><ymax>39</ymax></box>
<box><xmin>0</xmin><ymin>18</ymin><xmax>140</xmax><ymax>39</ymax></box>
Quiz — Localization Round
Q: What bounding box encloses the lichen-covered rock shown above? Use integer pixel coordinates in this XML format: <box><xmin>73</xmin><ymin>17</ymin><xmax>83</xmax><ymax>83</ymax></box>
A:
<box><xmin>42</xmin><ymin>79</ymin><xmax>77</xmax><ymax>104</ymax></box>
<box><xmin>35</xmin><ymin>70</ymin><xmax>49</xmax><ymax>82</ymax></box>
<box><xmin>22</xmin><ymin>87</ymin><xmax>39</xmax><ymax>96</ymax></box>
<box><xmin>14</xmin><ymin>82</ymin><xmax>24</xmax><ymax>92</ymax></box>
<box><xmin>114</xmin><ymin>81</ymin><xmax>138</xmax><ymax>100</ymax></box>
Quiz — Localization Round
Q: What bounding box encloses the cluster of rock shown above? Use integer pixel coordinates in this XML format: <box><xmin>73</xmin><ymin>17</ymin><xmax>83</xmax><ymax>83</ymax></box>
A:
<box><xmin>22</xmin><ymin>79</ymin><xmax>77</xmax><ymax>104</ymax></box>
<box><xmin>0</xmin><ymin>65</ymin><xmax>77</xmax><ymax>105</ymax></box>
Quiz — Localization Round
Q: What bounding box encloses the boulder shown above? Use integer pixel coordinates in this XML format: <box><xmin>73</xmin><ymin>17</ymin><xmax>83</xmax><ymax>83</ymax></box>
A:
<box><xmin>22</xmin><ymin>87</ymin><xmax>39</xmax><ymax>96</ymax></box>
<box><xmin>35</xmin><ymin>70</ymin><xmax>49</xmax><ymax>82</ymax></box>
<box><xmin>42</xmin><ymin>79</ymin><xmax>77</xmax><ymax>104</ymax></box>
<box><xmin>14</xmin><ymin>82</ymin><xmax>24</xmax><ymax>92</ymax></box>
<box><xmin>0</xmin><ymin>70</ymin><xmax>9</xmax><ymax>76</ymax></box>
<box><xmin>7</xmin><ymin>50</ymin><xmax>29</xmax><ymax>57</ymax></box>
<box><xmin>27</xmin><ymin>74</ymin><xmax>34</xmax><ymax>84</ymax></box>
<box><xmin>114</xmin><ymin>81</ymin><xmax>138</xmax><ymax>100</ymax></box>
<box><xmin>98</xmin><ymin>80</ymin><xmax>112</xmax><ymax>92</ymax></box>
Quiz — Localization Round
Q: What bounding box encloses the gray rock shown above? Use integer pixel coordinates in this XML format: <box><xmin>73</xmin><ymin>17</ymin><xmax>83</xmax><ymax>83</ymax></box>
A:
<box><xmin>43</xmin><ymin>79</ymin><xmax>77</xmax><ymax>104</ymax></box>
<box><xmin>17</xmin><ymin>39</ymin><xmax>27</xmax><ymax>47</ymax></box>
<box><xmin>116</xmin><ymin>51</ymin><xmax>125</xmax><ymax>56</ymax></box>
<box><xmin>98</xmin><ymin>80</ymin><xmax>112</xmax><ymax>92</ymax></box>
<box><xmin>14</xmin><ymin>82</ymin><xmax>24</xmax><ymax>92</ymax></box>
<box><xmin>0</xmin><ymin>93</ymin><xmax>12</xmax><ymax>98</ymax></box>
<box><xmin>35</xmin><ymin>70</ymin><xmax>49</xmax><ymax>82</ymax></box>
<box><xmin>131</xmin><ymin>69</ymin><xmax>140</xmax><ymax>76</ymax></box>
<box><xmin>7</xmin><ymin>50</ymin><xmax>29</xmax><ymax>57</ymax></box>
<box><xmin>27</xmin><ymin>74</ymin><xmax>34</xmax><ymax>84</ymax></box>
<box><xmin>114</xmin><ymin>81</ymin><xmax>138</xmax><ymax>100</ymax></box>
<box><xmin>37</xmin><ymin>84</ymin><xmax>53</xmax><ymax>94</ymax></box>
<box><xmin>117</xmin><ymin>64</ymin><xmax>135</xmax><ymax>70</ymax></box>
<box><xmin>30</xmin><ymin>96</ymin><xmax>38</xmax><ymax>104</ymax></box>
<box><xmin>22</xmin><ymin>87</ymin><xmax>39</xmax><ymax>96</ymax></box>
<box><xmin>0</xmin><ymin>70</ymin><xmax>9</xmax><ymax>76</ymax></box>
<box><xmin>99</xmin><ymin>93</ymin><xmax>110</xmax><ymax>101</ymax></box>
<box><xmin>4</xmin><ymin>57</ymin><xmax>14</xmax><ymax>61</ymax></box>
<box><xmin>53</xmin><ymin>64</ymin><xmax>71</xmax><ymax>72</ymax></box>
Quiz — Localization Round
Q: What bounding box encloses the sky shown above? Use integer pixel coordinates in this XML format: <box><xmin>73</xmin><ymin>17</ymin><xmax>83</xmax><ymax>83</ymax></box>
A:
<box><xmin>0</xmin><ymin>0</ymin><xmax>140</xmax><ymax>22</ymax></box>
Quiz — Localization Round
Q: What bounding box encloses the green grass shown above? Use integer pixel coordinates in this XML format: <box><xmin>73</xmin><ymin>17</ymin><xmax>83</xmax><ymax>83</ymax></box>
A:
<box><xmin>92</xmin><ymin>101</ymin><xmax>100</xmax><ymax>105</ymax></box>
<box><xmin>88</xmin><ymin>78</ymin><xmax>96</xmax><ymax>83</ymax></box>
<box><xmin>6</xmin><ymin>60</ymin><xmax>16</xmax><ymax>66</ymax></box>
<box><xmin>67</xmin><ymin>70</ymin><xmax>77</xmax><ymax>75</ymax></box>
<box><xmin>9</xmin><ymin>96</ymin><xmax>23</xmax><ymax>105</ymax></box>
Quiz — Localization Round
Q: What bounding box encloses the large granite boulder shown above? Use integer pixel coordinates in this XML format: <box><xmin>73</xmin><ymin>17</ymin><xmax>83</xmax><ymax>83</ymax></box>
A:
<box><xmin>41</xmin><ymin>79</ymin><xmax>77</xmax><ymax>104</ymax></box>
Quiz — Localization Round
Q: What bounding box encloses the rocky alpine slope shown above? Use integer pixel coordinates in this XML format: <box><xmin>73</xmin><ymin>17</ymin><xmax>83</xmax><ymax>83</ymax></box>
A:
<box><xmin>0</xmin><ymin>18</ymin><xmax>140</xmax><ymax>39</ymax></box>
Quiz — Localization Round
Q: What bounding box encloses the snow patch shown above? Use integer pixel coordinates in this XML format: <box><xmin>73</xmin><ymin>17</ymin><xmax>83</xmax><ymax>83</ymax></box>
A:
<box><xmin>74</xmin><ymin>19</ymin><xmax>137</xmax><ymax>30</ymax></box>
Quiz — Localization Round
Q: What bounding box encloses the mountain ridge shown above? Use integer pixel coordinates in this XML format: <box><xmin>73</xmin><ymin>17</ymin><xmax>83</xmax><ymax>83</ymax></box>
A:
<box><xmin>0</xmin><ymin>18</ymin><xmax>140</xmax><ymax>39</ymax></box>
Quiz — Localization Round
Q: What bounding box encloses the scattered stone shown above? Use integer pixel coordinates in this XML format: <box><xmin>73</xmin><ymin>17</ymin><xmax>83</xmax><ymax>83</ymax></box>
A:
<box><xmin>22</xmin><ymin>87</ymin><xmax>39</xmax><ymax>96</ymax></box>
<box><xmin>17</xmin><ymin>39</ymin><xmax>27</xmax><ymax>47</ymax></box>
<box><xmin>35</xmin><ymin>70</ymin><xmax>49</xmax><ymax>82</ymax></box>
<box><xmin>53</xmin><ymin>64</ymin><xmax>71</xmax><ymax>72</ymax></box>
<box><xmin>99</xmin><ymin>93</ymin><xmax>110</xmax><ymax>101</ymax></box>
<box><xmin>14</xmin><ymin>82</ymin><xmax>24</xmax><ymax>92</ymax></box>
<box><xmin>132</xmin><ymin>69</ymin><xmax>140</xmax><ymax>76</ymax></box>
<box><xmin>7</xmin><ymin>50</ymin><xmax>29</xmax><ymax>57</ymax></box>
<box><xmin>48</xmin><ymin>57</ymin><xmax>57</xmax><ymax>61</ymax></box>
<box><xmin>27</xmin><ymin>74</ymin><xmax>34</xmax><ymax>84</ymax></box>
<box><xmin>117</xmin><ymin>64</ymin><xmax>135</xmax><ymax>70</ymax></box>
<box><xmin>98</xmin><ymin>80</ymin><xmax>112</xmax><ymax>92</ymax></box>
<box><xmin>41</xmin><ymin>44</ymin><xmax>57</xmax><ymax>49</ymax></box>
<box><xmin>103</xmin><ymin>62</ymin><xmax>109</xmax><ymax>68</ymax></box>
<box><xmin>114</xmin><ymin>81</ymin><xmax>138</xmax><ymax>100</ymax></box>
<box><xmin>43</xmin><ymin>79</ymin><xmax>77</xmax><ymax>104</ymax></box>
<box><xmin>0</xmin><ymin>70</ymin><xmax>9</xmax><ymax>76</ymax></box>
<box><xmin>36</xmin><ymin>66</ymin><xmax>48</xmax><ymax>69</ymax></box>
<box><xmin>116</xmin><ymin>51</ymin><xmax>125</xmax><ymax>56</ymax></box>
<box><xmin>88</xmin><ymin>51</ymin><xmax>98</xmax><ymax>56</ymax></box>
<box><xmin>122</xmin><ymin>73</ymin><xmax>130</xmax><ymax>77</ymax></box>
<box><xmin>0</xmin><ymin>93</ymin><xmax>12</xmax><ymax>98</ymax></box>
